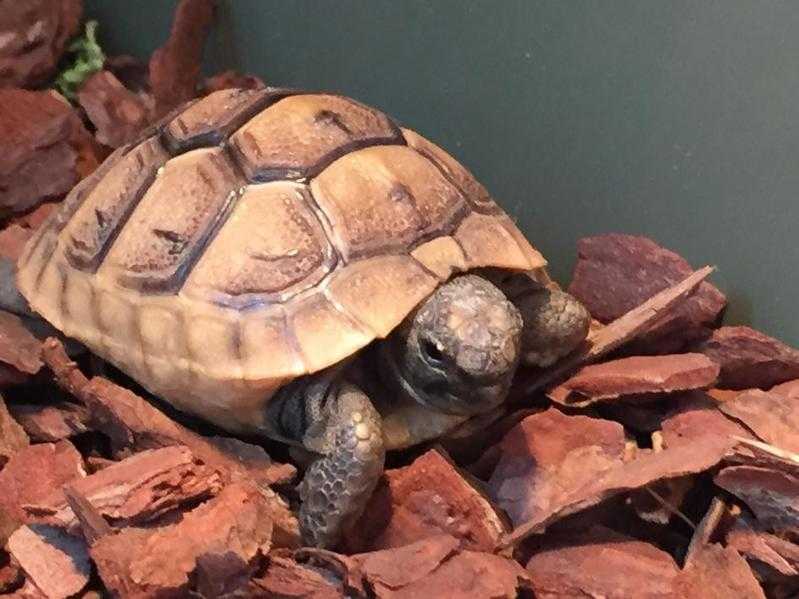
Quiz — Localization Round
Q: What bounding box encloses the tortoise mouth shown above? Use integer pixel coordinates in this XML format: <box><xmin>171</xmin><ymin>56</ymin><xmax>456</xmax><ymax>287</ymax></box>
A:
<box><xmin>418</xmin><ymin>379</ymin><xmax>509</xmax><ymax>416</ymax></box>
<box><xmin>380</xmin><ymin>342</ymin><xmax>508</xmax><ymax>416</ymax></box>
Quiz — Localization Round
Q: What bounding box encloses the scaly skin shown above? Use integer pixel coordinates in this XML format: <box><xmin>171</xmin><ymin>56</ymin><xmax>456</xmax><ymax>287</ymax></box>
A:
<box><xmin>299</xmin><ymin>383</ymin><xmax>384</xmax><ymax>548</ymax></box>
<box><xmin>385</xmin><ymin>275</ymin><xmax>524</xmax><ymax>417</ymax></box>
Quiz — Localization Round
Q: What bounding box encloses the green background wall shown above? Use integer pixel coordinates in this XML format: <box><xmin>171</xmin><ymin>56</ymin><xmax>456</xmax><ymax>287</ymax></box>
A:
<box><xmin>87</xmin><ymin>1</ymin><xmax>799</xmax><ymax>343</ymax></box>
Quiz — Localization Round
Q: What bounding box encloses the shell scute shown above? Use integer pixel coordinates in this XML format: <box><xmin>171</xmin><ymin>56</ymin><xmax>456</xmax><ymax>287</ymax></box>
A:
<box><xmin>327</xmin><ymin>255</ymin><xmax>439</xmax><ymax>338</ymax></box>
<box><xmin>100</xmin><ymin>147</ymin><xmax>243</xmax><ymax>292</ymax></box>
<box><xmin>410</xmin><ymin>236</ymin><xmax>468</xmax><ymax>281</ymax></box>
<box><xmin>230</xmin><ymin>94</ymin><xmax>402</xmax><ymax>182</ymax></box>
<box><xmin>63</xmin><ymin>137</ymin><xmax>169</xmax><ymax>271</ymax></box>
<box><xmin>163</xmin><ymin>87</ymin><xmax>281</xmax><ymax>153</ymax></box>
<box><xmin>182</xmin><ymin>181</ymin><xmax>335</xmax><ymax>308</ymax></box>
<box><xmin>401</xmin><ymin>128</ymin><xmax>497</xmax><ymax>214</ymax></box>
<box><xmin>454</xmin><ymin>212</ymin><xmax>546</xmax><ymax>271</ymax></box>
<box><xmin>310</xmin><ymin>145</ymin><xmax>469</xmax><ymax>262</ymax></box>
<box><xmin>290</xmin><ymin>293</ymin><xmax>372</xmax><ymax>373</ymax></box>
<box><xmin>240</xmin><ymin>307</ymin><xmax>305</xmax><ymax>380</ymax></box>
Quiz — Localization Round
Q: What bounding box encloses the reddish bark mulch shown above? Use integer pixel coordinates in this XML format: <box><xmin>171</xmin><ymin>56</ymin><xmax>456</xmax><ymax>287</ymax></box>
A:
<box><xmin>0</xmin><ymin>2</ymin><xmax>797</xmax><ymax>597</ymax></box>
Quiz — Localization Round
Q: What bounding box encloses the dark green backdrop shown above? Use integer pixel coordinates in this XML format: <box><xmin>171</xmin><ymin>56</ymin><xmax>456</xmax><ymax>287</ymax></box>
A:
<box><xmin>87</xmin><ymin>1</ymin><xmax>798</xmax><ymax>343</ymax></box>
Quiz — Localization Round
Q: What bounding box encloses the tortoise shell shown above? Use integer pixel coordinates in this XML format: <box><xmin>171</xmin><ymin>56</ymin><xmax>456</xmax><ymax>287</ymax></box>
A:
<box><xmin>16</xmin><ymin>88</ymin><xmax>546</xmax><ymax>433</ymax></box>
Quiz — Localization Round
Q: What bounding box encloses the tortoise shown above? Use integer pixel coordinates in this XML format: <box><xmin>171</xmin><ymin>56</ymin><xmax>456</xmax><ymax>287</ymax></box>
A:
<box><xmin>16</xmin><ymin>88</ymin><xmax>590</xmax><ymax>547</ymax></box>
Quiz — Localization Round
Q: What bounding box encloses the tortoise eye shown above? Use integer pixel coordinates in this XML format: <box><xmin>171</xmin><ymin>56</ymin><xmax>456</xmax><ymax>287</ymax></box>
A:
<box><xmin>421</xmin><ymin>339</ymin><xmax>444</xmax><ymax>364</ymax></box>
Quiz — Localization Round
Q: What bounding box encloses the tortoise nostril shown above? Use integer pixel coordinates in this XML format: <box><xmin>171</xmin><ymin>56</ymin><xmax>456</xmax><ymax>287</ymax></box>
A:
<box><xmin>421</xmin><ymin>339</ymin><xmax>444</xmax><ymax>364</ymax></box>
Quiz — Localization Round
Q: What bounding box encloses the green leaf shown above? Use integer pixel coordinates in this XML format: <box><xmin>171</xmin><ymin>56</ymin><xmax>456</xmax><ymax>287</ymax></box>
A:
<box><xmin>55</xmin><ymin>20</ymin><xmax>106</xmax><ymax>101</ymax></box>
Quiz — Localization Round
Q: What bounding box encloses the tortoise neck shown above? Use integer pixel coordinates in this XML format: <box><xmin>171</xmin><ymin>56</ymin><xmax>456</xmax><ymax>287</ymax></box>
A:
<box><xmin>375</xmin><ymin>339</ymin><xmax>428</xmax><ymax>408</ymax></box>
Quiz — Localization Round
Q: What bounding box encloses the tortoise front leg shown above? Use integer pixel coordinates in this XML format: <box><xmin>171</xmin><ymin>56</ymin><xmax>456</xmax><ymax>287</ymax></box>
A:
<box><xmin>298</xmin><ymin>382</ymin><xmax>384</xmax><ymax>548</ymax></box>
<box><xmin>500</xmin><ymin>274</ymin><xmax>591</xmax><ymax>368</ymax></box>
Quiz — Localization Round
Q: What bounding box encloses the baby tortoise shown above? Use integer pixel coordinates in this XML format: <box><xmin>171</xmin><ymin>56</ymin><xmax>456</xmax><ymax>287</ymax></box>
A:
<box><xmin>16</xmin><ymin>88</ymin><xmax>590</xmax><ymax>547</ymax></box>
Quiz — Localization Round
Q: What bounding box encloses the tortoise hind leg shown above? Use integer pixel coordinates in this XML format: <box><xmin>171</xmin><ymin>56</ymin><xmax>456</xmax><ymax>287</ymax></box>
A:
<box><xmin>291</xmin><ymin>380</ymin><xmax>385</xmax><ymax>548</ymax></box>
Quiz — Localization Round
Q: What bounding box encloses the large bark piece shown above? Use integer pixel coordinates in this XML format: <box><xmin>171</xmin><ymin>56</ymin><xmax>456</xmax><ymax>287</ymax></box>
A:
<box><xmin>149</xmin><ymin>0</ymin><xmax>215</xmax><ymax>115</ymax></box>
<box><xmin>0</xmin><ymin>90</ymin><xmax>79</xmax><ymax>214</ymax></box>
<box><xmin>719</xmin><ymin>389</ymin><xmax>799</xmax><ymax>453</ymax></box>
<box><xmin>526</xmin><ymin>525</ymin><xmax>766</xmax><ymax>598</ymax></box>
<box><xmin>526</xmin><ymin>527</ymin><xmax>680</xmax><ymax>599</ymax></box>
<box><xmin>253</xmin><ymin>537</ymin><xmax>532</xmax><ymax>599</ymax></box>
<box><xmin>343</xmin><ymin>449</ymin><xmax>507</xmax><ymax>553</ymax></box>
<box><xmin>674</xmin><ymin>544</ymin><xmax>767</xmax><ymax>599</ymax></box>
<box><xmin>497</xmin><ymin>410</ymin><xmax>732</xmax><ymax>546</ymax></box>
<box><xmin>726</xmin><ymin>519</ymin><xmax>799</xmax><ymax>578</ymax></box>
<box><xmin>83</xmin><ymin>375</ymin><xmax>296</xmax><ymax>486</ymax></box>
<box><xmin>7</xmin><ymin>402</ymin><xmax>89</xmax><ymax>442</ymax></box>
<box><xmin>249</xmin><ymin>554</ymin><xmax>347</xmax><ymax>598</ymax></box>
<box><xmin>695</xmin><ymin>326</ymin><xmax>799</xmax><ymax>389</ymax></box>
<box><xmin>0</xmin><ymin>311</ymin><xmax>43</xmax><ymax>380</ymax></box>
<box><xmin>25</xmin><ymin>446</ymin><xmax>223</xmax><ymax>532</ymax></box>
<box><xmin>0</xmin><ymin>441</ymin><xmax>84</xmax><ymax>526</ymax></box>
<box><xmin>715</xmin><ymin>465</ymin><xmax>799</xmax><ymax>534</ymax></box>
<box><xmin>660</xmin><ymin>393</ymin><xmax>751</xmax><ymax>448</ymax></box>
<box><xmin>90</xmin><ymin>482</ymin><xmax>274</xmax><ymax>598</ymax></box>
<box><xmin>77</xmin><ymin>70</ymin><xmax>152</xmax><ymax>148</ymax></box>
<box><xmin>0</xmin><ymin>395</ymin><xmax>29</xmax><ymax>467</ymax></box>
<box><xmin>548</xmin><ymin>353</ymin><xmax>719</xmax><ymax>407</ymax></box>
<box><xmin>488</xmin><ymin>408</ymin><xmax>626</xmax><ymax>527</ymax></box>
<box><xmin>0</xmin><ymin>0</ymin><xmax>83</xmax><ymax>88</ymax></box>
<box><xmin>568</xmin><ymin>234</ymin><xmax>726</xmax><ymax>352</ymax></box>
<box><xmin>7</xmin><ymin>524</ymin><xmax>90</xmax><ymax>599</ymax></box>
<box><xmin>352</xmin><ymin>535</ymin><xmax>532</xmax><ymax>599</ymax></box>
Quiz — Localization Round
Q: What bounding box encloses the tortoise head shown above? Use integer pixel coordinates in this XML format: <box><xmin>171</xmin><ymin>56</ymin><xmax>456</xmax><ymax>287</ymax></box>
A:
<box><xmin>386</xmin><ymin>274</ymin><xmax>523</xmax><ymax>416</ymax></box>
